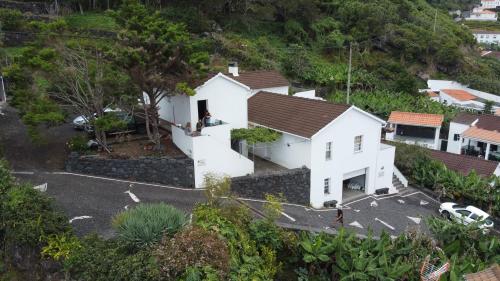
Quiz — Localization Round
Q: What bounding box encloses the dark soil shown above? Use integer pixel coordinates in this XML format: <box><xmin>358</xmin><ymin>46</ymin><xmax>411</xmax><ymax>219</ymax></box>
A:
<box><xmin>99</xmin><ymin>134</ymin><xmax>185</xmax><ymax>159</ymax></box>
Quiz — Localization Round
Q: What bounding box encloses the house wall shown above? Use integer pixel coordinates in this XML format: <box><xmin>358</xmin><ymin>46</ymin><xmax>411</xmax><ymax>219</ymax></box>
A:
<box><xmin>447</xmin><ymin>122</ymin><xmax>471</xmax><ymax>154</ymax></box>
<box><xmin>375</xmin><ymin>144</ymin><xmax>396</xmax><ymax>193</ymax></box>
<box><xmin>474</xmin><ymin>33</ymin><xmax>500</xmax><ymax>44</ymax></box>
<box><xmin>157</xmin><ymin>94</ymin><xmax>191</xmax><ymax>127</ymax></box>
<box><xmin>252</xmin><ymin>132</ymin><xmax>311</xmax><ymax>169</ymax></box>
<box><xmin>309</xmin><ymin>108</ymin><xmax>386</xmax><ymax>208</ymax></box>
<box><xmin>190</xmin><ymin>76</ymin><xmax>250</xmax><ymax>130</ymax></box>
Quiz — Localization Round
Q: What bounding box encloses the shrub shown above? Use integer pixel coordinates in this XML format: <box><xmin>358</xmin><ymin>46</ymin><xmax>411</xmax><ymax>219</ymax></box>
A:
<box><xmin>155</xmin><ymin>226</ymin><xmax>230</xmax><ymax>280</ymax></box>
<box><xmin>67</xmin><ymin>135</ymin><xmax>90</xmax><ymax>153</ymax></box>
<box><xmin>284</xmin><ymin>20</ymin><xmax>308</xmax><ymax>43</ymax></box>
<box><xmin>0</xmin><ymin>8</ymin><xmax>24</xmax><ymax>31</ymax></box>
<box><xmin>64</xmin><ymin>235</ymin><xmax>160</xmax><ymax>281</ymax></box>
<box><xmin>112</xmin><ymin>203</ymin><xmax>188</xmax><ymax>249</ymax></box>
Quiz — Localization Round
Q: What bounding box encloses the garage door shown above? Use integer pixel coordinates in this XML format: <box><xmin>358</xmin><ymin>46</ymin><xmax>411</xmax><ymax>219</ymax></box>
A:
<box><xmin>343</xmin><ymin>168</ymin><xmax>366</xmax><ymax>180</ymax></box>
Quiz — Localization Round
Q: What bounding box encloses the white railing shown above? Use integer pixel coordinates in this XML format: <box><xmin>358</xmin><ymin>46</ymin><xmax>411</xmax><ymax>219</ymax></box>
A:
<box><xmin>393</xmin><ymin>166</ymin><xmax>408</xmax><ymax>188</ymax></box>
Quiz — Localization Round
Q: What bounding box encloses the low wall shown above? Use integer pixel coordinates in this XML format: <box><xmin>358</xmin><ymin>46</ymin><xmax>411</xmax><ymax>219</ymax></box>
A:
<box><xmin>66</xmin><ymin>153</ymin><xmax>195</xmax><ymax>188</ymax></box>
<box><xmin>0</xmin><ymin>0</ymin><xmax>50</xmax><ymax>14</ymax></box>
<box><xmin>231</xmin><ymin>168</ymin><xmax>311</xmax><ymax>205</ymax></box>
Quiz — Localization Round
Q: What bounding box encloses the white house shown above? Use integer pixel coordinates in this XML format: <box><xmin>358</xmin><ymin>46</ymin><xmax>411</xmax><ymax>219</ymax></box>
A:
<box><xmin>427</xmin><ymin>80</ymin><xmax>500</xmax><ymax>112</ymax></box>
<box><xmin>447</xmin><ymin>113</ymin><xmax>500</xmax><ymax>161</ymax></box>
<box><xmin>472</xmin><ymin>30</ymin><xmax>500</xmax><ymax>45</ymax></box>
<box><xmin>385</xmin><ymin>111</ymin><xmax>444</xmax><ymax>150</ymax></box>
<box><xmin>481</xmin><ymin>0</ymin><xmax>500</xmax><ymax>9</ymax></box>
<box><xmin>466</xmin><ymin>7</ymin><xmax>498</xmax><ymax>21</ymax></box>
<box><xmin>248</xmin><ymin>92</ymin><xmax>396</xmax><ymax>208</ymax></box>
<box><xmin>154</xmin><ymin>66</ymin><xmax>397</xmax><ymax>208</ymax></box>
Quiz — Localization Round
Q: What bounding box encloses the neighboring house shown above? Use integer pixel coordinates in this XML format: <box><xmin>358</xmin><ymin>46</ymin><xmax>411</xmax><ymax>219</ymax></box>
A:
<box><xmin>447</xmin><ymin>113</ymin><xmax>500</xmax><ymax>161</ymax></box>
<box><xmin>386</xmin><ymin>111</ymin><xmax>444</xmax><ymax>150</ymax></box>
<box><xmin>481</xmin><ymin>50</ymin><xmax>500</xmax><ymax>59</ymax></box>
<box><xmin>466</xmin><ymin>7</ymin><xmax>498</xmax><ymax>21</ymax></box>
<box><xmin>427</xmin><ymin>80</ymin><xmax>500</xmax><ymax>112</ymax></box>
<box><xmin>248</xmin><ymin>92</ymin><xmax>396</xmax><ymax>208</ymax></box>
<box><xmin>472</xmin><ymin>30</ymin><xmax>500</xmax><ymax>45</ymax></box>
<box><xmin>481</xmin><ymin>0</ymin><xmax>500</xmax><ymax>9</ymax></box>
<box><xmin>463</xmin><ymin>264</ymin><xmax>500</xmax><ymax>281</ymax></box>
<box><xmin>429</xmin><ymin>150</ymin><xmax>500</xmax><ymax>177</ymax></box>
<box><xmin>426</xmin><ymin>90</ymin><xmax>440</xmax><ymax>102</ymax></box>
<box><xmin>155</xmin><ymin>66</ymin><xmax>397</xmax><ymax>208</ymax></box>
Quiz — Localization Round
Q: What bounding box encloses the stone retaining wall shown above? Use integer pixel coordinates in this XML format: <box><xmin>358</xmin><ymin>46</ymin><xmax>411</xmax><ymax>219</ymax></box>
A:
<box><xmin>0</xmin><ymin>0</ymin><xmax>50</xmax><ymax>14</ymax></box>
<box><xmin>231</xmin><ymin>168</ymin><xmax>311</xmax><ymax>205</ymax></box>
<box><xmin>66</xmin><ymin>153</ymin><xmax>195</xmax><ymax>188</ymax></box>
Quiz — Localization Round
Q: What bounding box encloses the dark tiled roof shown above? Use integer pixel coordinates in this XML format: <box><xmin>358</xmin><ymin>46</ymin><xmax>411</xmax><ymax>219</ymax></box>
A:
<box><xmin>429</xmin><ymin>150</ymin><xmax>499</xmax><ymax>177</ymax></box>
<box><xmin>452</xmin><ymin>113</ymin><xmax>500</xmax><ymax>131</ymax></box>
<box><xmin>248</xmin><ymin>91</ymin><xmax>351</xmax><ymax>138</ymax></box>
<box><xmin>230</xmin><ymin>70</ymin><xmax>289</xmax><ymax>89</ymax></box>
<box><xmin>463</xmin><ymin>264</ymin><xmax>500</xmax><ymax>281</ymax></box>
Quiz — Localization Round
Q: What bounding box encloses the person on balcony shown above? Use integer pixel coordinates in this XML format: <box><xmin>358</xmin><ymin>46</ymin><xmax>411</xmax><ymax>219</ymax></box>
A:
<box><xmin>203</xmin><ymin>111</ymin><xmax>213</xmax><ymax>127</ymax></box>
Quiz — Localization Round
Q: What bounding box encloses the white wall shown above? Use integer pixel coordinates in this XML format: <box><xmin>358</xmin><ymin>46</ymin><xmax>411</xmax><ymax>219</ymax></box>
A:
<box><xmin>375</xmin><ymin>144</ymin><xmax>396</xmax><ymax>194</ymax></box>
<box><xmin>157</xmin><ymin>95</ymin><xmax>191</xmax><ymax>127</ymax></box>
<box><xmin>293</xmin><ymin>90</ymin><xmax>325</xmax><ymax>100</ymax></box>
<box><xmin>172</xmin><ymin>125</ymin><xmax>194</xmax><ymax>158</ymax></box>
<box><xmin>447</xmin><ymin>122</ymin><xmax>471</xmax><ymax>154</ymax></box>
<box><xmin>474</xmin><ymin>32</ymin><xmax>500</xmax><ymax>44</ymax></box>
<box><xmin>252</xmin><ymin>132</ymin><xmax>311</xmax><ymax>169</ymax></box>
<box><xmin>191</xmin><ymin>76</ymin><xmax>250</xmax><ymax>130</ymax></box>
<box><xmin>201</xmin><ymin>122</ymin><xmax>231</xmax><ymax>148</ymax></box>
<box><xmin>309</xmin><ymin>108</ymin><xmax>385</xmax><ymax>208</ymax></box>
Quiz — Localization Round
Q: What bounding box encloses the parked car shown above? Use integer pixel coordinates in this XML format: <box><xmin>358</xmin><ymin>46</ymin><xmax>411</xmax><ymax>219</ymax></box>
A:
<box><xmin>72</xmin><ymin>108</ymin><xmax>122</xmax><ymax>130</ymax></box>
<box><xmin>73</xmin><ymin>108</ymin><xmax>136</xmax><ymax>135</ymax></box>
<box><xmin>439</xmin><ymin>202</ymin><xmax>494</xmax><ymax>231</ymax></box>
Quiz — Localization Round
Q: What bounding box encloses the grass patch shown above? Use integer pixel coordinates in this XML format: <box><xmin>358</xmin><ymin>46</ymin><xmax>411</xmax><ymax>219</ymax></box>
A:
<box><xmin>464</xmin><ymin>20</ymin><xmax>500</xmax><ymax>31</ymax></box>
<box><xmin>64</xmin><ymin>12</ymin><xmax>118</xmax><ymax>31</ymax></box>
<box><xmin>1</xmin><ymin>47</ymin><xmax>24</xmax><ymax>59</ymax></box>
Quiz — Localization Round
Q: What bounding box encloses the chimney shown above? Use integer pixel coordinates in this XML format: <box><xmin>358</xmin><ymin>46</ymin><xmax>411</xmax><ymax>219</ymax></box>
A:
<box><xmin>228</xmin><ymin>61</ymin><xmax>239</xmax><ymax>76</ymax></box>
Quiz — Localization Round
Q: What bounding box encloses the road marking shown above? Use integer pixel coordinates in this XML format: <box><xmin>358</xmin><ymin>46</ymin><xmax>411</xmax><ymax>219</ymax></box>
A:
<box><xmin>407</xmin><ymin>216</ymin><xmax>421</xmax><ymax>224</ymax></box>
<box><xmin>375</xmin><ymin>218</ymin><xmax>395</xmax><ymax>230</ymax></box>
<box><xmin>69</xmin><ymin>216</ymin><xmax>93</xmax><ymax>223</ymax></box>
<box><xmin>124</xmin><ymin>190</ymin><xmax>140</xmax><ymax>202</ymax></box>
<box><xmin>349</xmin><ymin>221</ymin><xmax>364</xmax><ymax>229</ymax></box>
<box><xmin>124</xmin><ymin>205</ymin><xmax>129</xmax><ymax>210</ymax></box>
<box><xmin>33</xmin><ymin>183</ymin><xmax>47</xmax><ymax>192</ymax></box>
<box><xmin>397</xmin><ymin>199</ymin><xmax>405</xmax><ymax>204</ymax></box>
<box><xmin>50</xmin><ymin>172</ymin><xmax>202</xmax><ymax>191</ymax></box>
<box><xmin>390</xmin><ymin>235</ymin><xmax>398</xmax><ymax>240</ymax></box>
<box><xmin>420</xmin><ymin>200</ymin><xmax>429</xmax><ymax>206</ymax></box>
<box><xmin>354</xmin><ymin>209</ymin><xmax>360</xmax><ymax>212</ymax></box>
<box><xmin>189</xmin><ymin>213</ymin><xmax>193</xmax><ymax>224</ymax></box>
<box><xmin>12</xmin><ymin>171</ymin><xmax>34</xmax><ymax>175</ymax></box>
<box><xmin>280</xmin><ymin>211</ymin><xmax>296</xmax><ymax>222</ymax></box>
<box><xmin>370</xmin><ymin>201</ymin><xmax>378</xmax><ymax>207</ymax></box>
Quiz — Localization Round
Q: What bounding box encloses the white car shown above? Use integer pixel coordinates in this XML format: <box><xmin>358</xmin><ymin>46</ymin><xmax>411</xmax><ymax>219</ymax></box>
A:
<box><xmin>439</xmin><ymin>202</ymin><xmax>494</xmax><ymax>230</ymax></box>
<box><xmin>72</xmin><ymin>108</ymin><xmax>122</xmax><ymax>130</ymax></box>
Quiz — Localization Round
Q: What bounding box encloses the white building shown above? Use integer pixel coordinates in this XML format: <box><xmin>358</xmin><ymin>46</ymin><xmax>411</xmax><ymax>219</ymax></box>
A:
<box><xmin>155</xmin><ymin>66</ymin><xmax>397</xmax><ymax>208</ymax></box>
<box><xmin>447</xmin><ymin>113</ymin><xmax>500</xmax><ymax>162</ymax></box>
<box><xmin>472</xmin><ymin>30</ymin><xmax>500</xmax><ymax>44</ymax></box>
<box><xmin>427</xmin><ymin>80</ymin><xmax>500</xmax><ymax>112</ymax></box>
<box><xmin>248</xmin><ymin>92</ymin><xmax>396</xmax><ymax>208</ymax></box>
<box><xmin>481</xmin><ymin>0</ymin><xmax>500</xmax><ymax>9</ymax></box>
<box><xmin>466</xmin><ymin>7</ymin><xmax>498</xmax><ymax>21</ymax></box>
<box><xmin>386</xmin><ymin>111</ymin><xmax>444</xmax><ymax>150</ymax></box>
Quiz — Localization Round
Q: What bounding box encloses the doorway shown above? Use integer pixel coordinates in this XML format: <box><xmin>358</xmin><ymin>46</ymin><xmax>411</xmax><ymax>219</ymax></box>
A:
<box><xmin>197</xmin><ymin>100</ymin><xmax>208</xmax><ymax>121</ymax></box>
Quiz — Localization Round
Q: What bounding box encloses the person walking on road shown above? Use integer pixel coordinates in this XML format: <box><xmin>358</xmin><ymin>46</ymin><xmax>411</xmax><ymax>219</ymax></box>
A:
<box><xmin>335</xmin><ymin>208</ymin><xmax>344</xmax><ymax>228</ymax></box>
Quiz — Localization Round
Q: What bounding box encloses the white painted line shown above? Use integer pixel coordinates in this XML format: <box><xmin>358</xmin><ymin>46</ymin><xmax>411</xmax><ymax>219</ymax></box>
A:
<box><xmin>280</xmin><ymin>211</ymin><xmax>296</xmax><ymax>222</ymax></box>
<box><xmin>375</xmin><ymin>218</ymin><xmax>395</xmax><ymax>231</ymax></box>
<box><xmin>349</xmin><ymin>221</ymin><xmax>364</xmax><ymax>229</ymax></box>
<box><xmin>370</xmin><ymin>201</ymin><xmax>378</xmax><ymax>207</ymax></box>
<box><xmin>397</xmin><ymin>199</ymin><xmax>405</xmax><ymax>204</ymax></box>
<box><xmin>50</xmin><ymin>172</ymin><xmax>202</xmax><ymax>191</ymax></box>
<box><xmin>69</xmin><ymin>216</ymin><xmax>93</xmax><ymax>223</ymax></box>
<box><xmin>33</xmin><ymin>183</ymin><xmax>47</xmax><ymax>192</ymax></box>
<box><xmin>420</xmin><ymin>200</ymin><xmax>429</xmax><ymax>206</ymax></box>
<box><xmin>189</xmin><ymin>213</ymin><xmax>193</xmax><ymax>224</ymax></box>
<box><xmin>390</xmin><ymin>235</ymin><xmax>398</xmax><ymax>240</ymax></box>
<box><xmin>124</xmin><ymin>190</ymin><xmax>140</xmax><ymax>203</ymax></box>
<box><xmin>124</xmin><ymin>205</ymin><xmax>129</xmax><ymax>210</ymax></box>
<box><xmin>12</xmin><ymin>171</ymin><xmax>35</xmax><ymax>175</ymax></box>
<box><xmin>407</xmin><ymin>216</ymin><xmax>421</xmax><ymax>224</ymax></box>
<box><xmin>354</xmin><ymin>209</ymin><xmax>360</xmax><ymax>212</ymax></box>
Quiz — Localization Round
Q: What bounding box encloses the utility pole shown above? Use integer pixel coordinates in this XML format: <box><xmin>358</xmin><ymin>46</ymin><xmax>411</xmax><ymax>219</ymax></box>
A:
<box><xmin>346</xmin><ymin>42</ymin><xmax>352</xmax><ymax>105</ymax></box>
<box><xmin>433</xmin><ymin>9</ymin><xmax>438</xmax><ymax>33</ymax></box>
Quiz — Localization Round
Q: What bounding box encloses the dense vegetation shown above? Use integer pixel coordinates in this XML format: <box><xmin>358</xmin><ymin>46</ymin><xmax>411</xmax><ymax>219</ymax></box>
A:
<box><xmin>1</xmin><ymin>160</ymin><xmax>499</xmax><ymax>280</ymax></box>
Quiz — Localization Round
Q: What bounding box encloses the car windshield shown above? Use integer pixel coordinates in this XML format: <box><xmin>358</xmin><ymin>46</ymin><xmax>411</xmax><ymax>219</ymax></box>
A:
<box><xmin>484</xmin><ymin>219</ymin><xmax>493</xmax><ymax>225</ymax></box>
<box><xmin>470</xmin><ymin>213</ymin><xmax>480</xmax><ymax>220</ymax></box>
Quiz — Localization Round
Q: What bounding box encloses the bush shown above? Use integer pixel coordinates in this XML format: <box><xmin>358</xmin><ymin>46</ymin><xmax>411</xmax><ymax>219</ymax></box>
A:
<box><xmin>67</xmin><ymin>135</ymin><xmax>90</xmax><ymax>153</ymax></box>
<box><xmin>0</xmin><ymin>8</ymin><xmax>24</xmax><ymax>31</ymax></box>
<box><xmin>284</xmin><ymin>20</ymin><xmax>308</xmax><ymax>43</ymax></box>
<box><xmin>64</xmin><ymin>235</ymin><xmax>159</xmax><ymax>281</ymax></box>
<box><xmin>155</xmin><ymin>226</ymin><xmax>230</xmax><ymax>280</ymax></box>
<box><xmin>112</xmin><ymin>203</ymin><xmax>188</xmax><ymax>249</ymax></box>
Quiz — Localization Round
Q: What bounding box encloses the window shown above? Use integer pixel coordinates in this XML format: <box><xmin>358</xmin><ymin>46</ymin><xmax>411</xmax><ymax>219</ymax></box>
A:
<box><xmin>456</xmin><ymin>210</ymin><xmax>471</xmax><ymax>217</ymax></box>
<box><xmin>453</xmin><ymin>134</ymin><xmax>460</xmax><ymax>141</ymax></box>
<box><xmin>354</xmin><ymin>135</ymin><xmax>363</xmax><ymax>152</ymax></box>
<box><xmin>324</xmin><ymin>178</ymin><xmax>330</xmax><ymax>194</ymax></box>
<box><xmin>325</xmin><ymin>142</ymin><xmax>332</xmax><ymax>160</ymax></box>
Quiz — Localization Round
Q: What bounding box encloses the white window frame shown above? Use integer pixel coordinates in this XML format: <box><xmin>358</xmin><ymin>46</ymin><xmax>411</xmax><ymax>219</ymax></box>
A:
<box><xmin>354</xmin><ymin>135</ymin><xmax>363</xmax><ymax>153</ymax></box>
<box><xmin>325</xmin><ymin>141</ymin><xmax>332</xmax><ymax>160</ymax></box>
<box><xmin>324</xmin><ymin>178</ymin><xmax>330</xmax><ymax>194</ymax></box>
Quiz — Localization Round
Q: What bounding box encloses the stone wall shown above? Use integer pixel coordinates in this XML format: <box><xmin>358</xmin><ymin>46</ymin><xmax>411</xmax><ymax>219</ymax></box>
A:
<box><xmin>231</xmin><ymin>168</ymin><xmax>311</xmax><ymax>205</ymax></box>
<box><xmin>0</xmin><ymin>0</ymin><xmax>50</xmax><ymax>14</ymax></box>
<box><xmin>66</xmin><ymin>153</ymin><xmax>195</xmax><ymax>188</ymax></box>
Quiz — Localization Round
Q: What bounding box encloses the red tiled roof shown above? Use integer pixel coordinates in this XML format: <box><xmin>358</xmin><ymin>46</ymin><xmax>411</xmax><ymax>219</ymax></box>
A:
<box><xmin>248</xmin><ymin>91</ymin><xmax>350</xmax><ymax>138</ymax></box>
<box><xmin>464</xmin><ymin>264</ymin><xmax>500</xmax><ymax>281</ymax></box>
<box><xmin>463</xmin><ymin>126</ymin><xmax>500</xmax><ymax>144</ymax></box>
<box><xmin>441</xmin><ymin>89</ymin><xmax>477</xmax><ymax>101</ymax></box>
<box><xmin>427</xmin><ymin>91</ymin><xmax>439</xmax><ymax>97</ymax></box>
<box><xmin>429</xmin><ymin>150</ymin><xmax>499</xmax><ymax>177</ymax></box>
<box><xmin>388</xmin><ymin>111</ymin><xmax>444</xmax><ymax>127</ymax></box>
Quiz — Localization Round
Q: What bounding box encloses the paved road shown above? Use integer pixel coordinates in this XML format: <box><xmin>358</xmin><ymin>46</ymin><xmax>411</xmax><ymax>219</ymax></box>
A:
<box><xmin>15</xmin><ymin>171</ymin><xmax>442</xmax><ymax>238</ymax></box>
